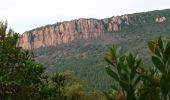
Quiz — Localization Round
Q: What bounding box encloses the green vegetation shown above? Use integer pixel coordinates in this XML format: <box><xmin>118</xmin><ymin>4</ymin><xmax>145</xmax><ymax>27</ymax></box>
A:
<box><xmin>32</xmin><ymin>9</ymin><xmax>170</xmax><ymax>91</ymax></box>
<box><xmin>29</xmin><ymin>9</ymin><xmax>170</xmax><ymax>92</ymax></box>
<box><xmin>104</xmin><ymin>46</ymin><xmax>142</xmax><ymax>100</ymax></box>
<box><xmin>0</xmin><ymin>21</ymin><xmax>106</xmax><ymax>99</ymax></box>
<box><xmin>0</xmin><ymin>21</ymin><xmax>44</xmax><ymax>99</ymax></box>
<box><xmin>104</xmin><ymin>36</ymin><xmax>170</xmax><ymax>100</ymax></box>
<box><xmin>1</xmin><ymin>9</ymin><xmax>170</xmax><ymax>99</ymax></box>
<box><xmin>2</xmin><ymin>20</ymin><xmax>170</xmax><ymax>100</ymax></box>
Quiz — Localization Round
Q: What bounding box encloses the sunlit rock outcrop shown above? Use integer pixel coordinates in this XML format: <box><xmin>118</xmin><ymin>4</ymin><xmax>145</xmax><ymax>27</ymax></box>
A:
<box><xmin>18</xmin><ymin>16</ymin><xmax>129</xmax><ymax>49</ymax></box>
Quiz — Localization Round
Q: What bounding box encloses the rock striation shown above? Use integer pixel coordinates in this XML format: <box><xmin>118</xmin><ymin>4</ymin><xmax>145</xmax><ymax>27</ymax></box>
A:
<box><xmin>18</xmin><ymin>16</ymin><xmax>129</xmax><ymax>49</ymax></box>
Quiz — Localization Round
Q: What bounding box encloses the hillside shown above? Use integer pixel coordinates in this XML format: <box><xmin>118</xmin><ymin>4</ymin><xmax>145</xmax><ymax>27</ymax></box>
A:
<box><xmin>20</xmin><ymin>9</ymin><xmax>170</xmax><ymax>90</ymax></box>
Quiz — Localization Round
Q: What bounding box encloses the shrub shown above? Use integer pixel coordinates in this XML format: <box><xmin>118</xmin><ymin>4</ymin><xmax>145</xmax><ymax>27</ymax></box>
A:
<box><xmin>104</xmin><ymin>36</ymin><xmax>170</xmax><ymax>100</ymax></box>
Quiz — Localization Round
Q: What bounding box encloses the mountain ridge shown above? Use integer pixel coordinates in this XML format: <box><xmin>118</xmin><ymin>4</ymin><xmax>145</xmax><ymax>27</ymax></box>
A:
<box><xmin>18</xmin><ymin>9</ymin><xmax>170</xmax><ymax>49</ymax></box>
<box><xmin>17</xmin><ymin>16</ymin><xmax>129</xmax><ymax>49</ymax></box>
<box><xmin>26</xmin><ymin>9</ymin><xmax>170</xmax><ymax>90</ymax></box>
<box><xmin>23</xmin><ymin>8</ymin><xmax>170</xmax><ymax>33</ymax></box>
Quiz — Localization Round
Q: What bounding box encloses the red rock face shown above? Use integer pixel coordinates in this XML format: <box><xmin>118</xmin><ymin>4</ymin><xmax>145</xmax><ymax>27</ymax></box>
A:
<box><xmin>107</xmin><ymin>16</ymin><xmax>129</xmax><ymax>32</ymax></box>
<box><xmin>18</xmin><ymin>16</ymin><xmax>129</xmax><ymax>49</ymax></box>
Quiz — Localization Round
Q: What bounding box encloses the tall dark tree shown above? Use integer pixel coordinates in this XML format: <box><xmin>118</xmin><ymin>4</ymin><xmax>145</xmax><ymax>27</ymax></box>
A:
<box><xmin>0</xmin><ymin>21</ymin><xmax>44</xmax><ymax>99</ymax></box>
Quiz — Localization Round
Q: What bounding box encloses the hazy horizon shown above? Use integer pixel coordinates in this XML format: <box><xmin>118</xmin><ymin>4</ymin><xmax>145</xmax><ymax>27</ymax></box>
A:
<box><xmin>1</xmin><ymin>0</ymin><xmax>170</xmax><ymax>34</ymax></box>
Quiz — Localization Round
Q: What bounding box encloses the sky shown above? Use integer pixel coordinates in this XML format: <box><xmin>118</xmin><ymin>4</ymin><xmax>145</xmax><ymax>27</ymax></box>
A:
<box><xmin>0</xmin><ymin>0</ymin><xmax>170</xmax><ymax>34</ymax></box>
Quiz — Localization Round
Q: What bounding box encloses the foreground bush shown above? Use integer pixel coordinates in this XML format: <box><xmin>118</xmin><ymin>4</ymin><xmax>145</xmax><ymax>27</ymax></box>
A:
<box><xmin>104</xmin><ymin>36</ymin><xmax>170</xmax><ymax>100</ymax></box>
<box><xmin>0</xmin><ymin>21</ymin><xmax>45</xmax><ymax>99</ymax></box>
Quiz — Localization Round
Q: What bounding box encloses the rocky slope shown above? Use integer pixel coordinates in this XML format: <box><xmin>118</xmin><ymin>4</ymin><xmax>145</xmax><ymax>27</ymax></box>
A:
<box><xmin>18</xmin><ymin>16</ymin><xmax>129</xmax><ymax>49</ymax></box>
<box><xmin>18</xmin><ymin>9</ymin><xmax>170</xmax><ymax>50</ymax></box>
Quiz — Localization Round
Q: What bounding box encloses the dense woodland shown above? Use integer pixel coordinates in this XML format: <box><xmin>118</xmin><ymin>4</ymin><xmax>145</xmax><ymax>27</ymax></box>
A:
<box><xmin>1</xmin><ymin>9</ymin><xmax>170</xmax><ymax>100</ymax></box>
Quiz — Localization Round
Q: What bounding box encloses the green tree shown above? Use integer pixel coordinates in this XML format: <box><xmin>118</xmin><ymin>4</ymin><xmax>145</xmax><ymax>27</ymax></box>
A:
<box><xmin>0</xmin><ymin>21</ymin><xmax>44</xmax><ymax>99</ymax></box>
<box><xmin>62</xmin><ymin>71</ymin><xmax>84</xmax><ymax>100</ymax></box>
<box><xmin>138</xmin><ymin>36</ymin><xmax>170</xmax><ymax>100</ymax></box>
<box><xmin>104</xmin><ymin>45</ymin><xmax>142</xmax><ymax>100</ymax></box>
<box><xmin>104</xmin><ymin>36</ymin><xmax>170</xmax><ymax>100</ymax></box>
<box><xmin>38</xmin><ymin>73</ymin><xmax>67</xmax><ymax>100</ymax></box>
<box><xmin>38</xmin><ymin>70</ymin><xmax>87</xmax><ymax>100</ymax></box>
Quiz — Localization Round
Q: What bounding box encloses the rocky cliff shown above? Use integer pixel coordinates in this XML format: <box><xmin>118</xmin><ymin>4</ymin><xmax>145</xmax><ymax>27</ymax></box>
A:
<box><xmin>18</xmin><ymin>8</ymin><xmax>169</xmax><ymax>50</ymax></box>
<box><xmin>156</xmin><ymin>16</ymin><xmax>166</xmax><ymax>23</ymax></box>
<box><xmin>18</xmin><ymin>16</ymin><xmax>129</xmax><ymax>49</ymax></box>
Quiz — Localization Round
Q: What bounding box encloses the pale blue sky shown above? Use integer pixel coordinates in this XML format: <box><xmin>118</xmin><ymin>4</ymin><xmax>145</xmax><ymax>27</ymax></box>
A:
<box><xmin>0</xmin><ymin>0</ymin><xmax>170</xmax><ymax>34</ymax></box>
